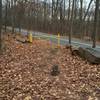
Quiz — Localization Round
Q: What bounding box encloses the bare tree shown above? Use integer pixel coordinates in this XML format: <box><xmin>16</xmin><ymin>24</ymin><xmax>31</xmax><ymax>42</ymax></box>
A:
<box><xmin>92</xmin><ymin>0</ymin><xmax>100</xmax><ymax>48</ymax></box>
<box><xmin>83</xmin><ymin>0</ymin><xmax>93</xmax><ymax>21</ymax></box>
<box><xmin>68</xmin><ymin>0</ymin><xmax>71</xmax><ymax>21</ymax></box>
<box><xmin>0</xmin><ymin>0</ymin><xmax>2</xmax><ymax>51</ymax></box>
<box><xmin>2</xmin><ymin>0</ymin><xmax>100</xmax><ymax>45</ymax></box>
<box><xmin>43</xmin><ymin>0</ymin><xmax>47</xmax><ymax>30</ymax></box>
<box><xmin>79</xmin><ymin>0</ymin><xmax>83</xmax><ymax>39</ymax></box>
<box><xmin>4</xmin><ymin>0</ymin><xmax>9</xmax><ymax>32</ymax></box>
<box><xmin>69</xmin><ymin>0</ymin><xmax>75</xmax><ymax>44</ymax></box>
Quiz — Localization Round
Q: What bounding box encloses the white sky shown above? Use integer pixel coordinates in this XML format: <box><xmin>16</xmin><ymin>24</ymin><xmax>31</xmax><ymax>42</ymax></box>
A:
<box><xmin>2</xmin><ymin>0</ymin><xmax>94</xmax><ymax>8</ymax></box>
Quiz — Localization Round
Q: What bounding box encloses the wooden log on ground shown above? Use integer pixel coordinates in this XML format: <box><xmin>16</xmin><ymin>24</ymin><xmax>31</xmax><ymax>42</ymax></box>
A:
<box><xmin>16</xmin><ymin>35</ymin><xmax>28</xmax><ymax>43</ymax></box>
<box><xmin>78</xmin><ymin>47</ymin><xmax>86</xmax><ymax>58</ymax></box>
<box><xmin>78</xmin><ymin>47</ymin><xmax>100</xmax><ymax>64</ymax></box>
<box><xmin>71</xmin><ymin>46</ymin><xmax>79</xmax><ymax>56</ymax></box>
<box><xmin>65</xmin><ymin>44</ymin><xmax>72</xmax><ymax>49</ymax></box>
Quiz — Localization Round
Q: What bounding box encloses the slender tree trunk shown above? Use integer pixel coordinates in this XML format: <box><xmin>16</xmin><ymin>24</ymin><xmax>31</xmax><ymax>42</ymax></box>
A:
<box><xmin>52</xmin><ymin>0</ymin><xmax>54</xmax><ymax>19</ymax></box>
<box><xmin>74</xmin><ymin>0</ymin><xmax>77</xmax><ymax>20</ymax></box>
<box><xmin>68</xmin><ymin>0</ymin><xmax>71</xmax><ymax>21</ymax></box>
<box><xmin>63</xmin><ymin>0</ymin><xmax>65</xmax><ymax>35</ymax></box>
<box><xmin>83</xmin><ymin>0</ymin><xmax>93</xmax><ymax>21</ymax></box>
<box><xmin>69</xmin><ymin>0</ymin><xmax>75</xmax><ymax>44</ymax></box>
<box><xmin>60</xmin><ymin>0</ymin><xmax>63</xmax><ymax>34</ymax></box>
<box><xmin>92</xmin><ymin>0</ymin><xmax>100</xmax><ymax>48</ymax></box>
<box><xmin>11</xmin><ymin>0</ymin><xmax>15</xmax><ymax>33</ymax></box>
<box><xmin>5</xmin><ymin>0</ymin><xmax>8</xmax><ymax>32</ymax></box>
<box><xmin>80</xmin><ymin>0</ymin><xmax>83</xmax><ymax>39</ymax></box>
<box><xmin>63</xmin><ymin>0</ymin><xmax>65</xmax><ymax>19</ymax></box>
<box><xmin>0</xmin><ymin>0</ymin><xmax>2</xmax><ymax>51</ymax></box>
<box><xmin>43</xmin><ymin>0</ymin><xmax>47</xmax><ymax>31</ymax></box>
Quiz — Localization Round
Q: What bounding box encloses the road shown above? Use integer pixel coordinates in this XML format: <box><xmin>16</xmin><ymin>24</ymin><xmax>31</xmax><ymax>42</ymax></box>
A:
<box><xmin>6</xmin><ymin>27</ymin><xmax>100</xmax><ymax>51</ymax></box>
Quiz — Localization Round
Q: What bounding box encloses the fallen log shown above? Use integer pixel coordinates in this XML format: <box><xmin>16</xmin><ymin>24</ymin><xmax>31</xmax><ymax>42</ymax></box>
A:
<box><xmin>71</xmin><ymin>46</ymin><xmax>79</xmax><ymax>56</ymax></box>
<box><xmin>78</xmin><ymin>47</ymin><xmax>100</xmax><ymax>64</ymax></box>
<box><xmin>16</xmin><ymin>35</ymin><xmax>28</xmax><ymax>43</ymax></box>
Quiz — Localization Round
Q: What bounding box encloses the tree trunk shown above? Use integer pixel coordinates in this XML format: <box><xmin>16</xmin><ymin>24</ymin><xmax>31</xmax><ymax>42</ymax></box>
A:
<box><xmin>69</xmin><ymin>0</ymin><xmax>75</xmax><ymax>44</ymax></box>
<box><xmin>68</xmin><ymin>0</ymin><xmax>71</xmax><ymax>21</ymax></box>
<box><xmin>79</xmin><ymin>0</ymin><xmax>83</xmax><ymax>39</ymax></box>
<box><xmin>0</xmin><ymin>0</ymin><xmax>2</xmax><ymax>51</ymax></box>
<box><xmin>5</xmin><ymin>0</ymin><xmax>8</xmax><ymax>32</ymax></box>
<box><xmin>83</xmin><ymin>0</ymin><xmax>93</xmax><ymax>21</ymax></box>
<box><xmin>11</xmin><ymin>0</ymin><xmax>15</xmax><ymax>33</ymax></box>
<box><xmin>92</xmin><ymin>0</ymin><xmax>100</xmax><ymax>48</ymax></box>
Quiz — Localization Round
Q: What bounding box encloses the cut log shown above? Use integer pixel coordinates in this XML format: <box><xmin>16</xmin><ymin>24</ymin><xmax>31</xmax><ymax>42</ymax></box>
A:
<box><xmin>78</xmin><ymin>47</ymin><xmax>100</xmax><ymax>64</ymax></box>
<box><xmin>16</xmin><ymin>35</ymin><xmax>28</xmax><ymax>43</ymax></box>
<box><xmin>78</xmin><ymin>47</ymin><xmax>86</xmax><ymax>59</ymax></box>
<box><xmin>71</xmin><ymin>46</ymin><xmax>79</xmax><ymax>56</ymax></box>
<box><xmin>16</xmin><ymin>38</ymin><xmax>27</xmax><ymax>43</ymax></box>
<box><xmin>65</xmin><ymin>44</ymin><xmax>72</xmax><ymax>49</ymax></box>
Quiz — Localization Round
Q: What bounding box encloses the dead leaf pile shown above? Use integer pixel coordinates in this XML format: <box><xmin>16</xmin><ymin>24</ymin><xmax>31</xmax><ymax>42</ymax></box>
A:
<box><xmin>0</xmin><ymin>35</ymin><xmax>100</xmax><ymax>100</ymax></box>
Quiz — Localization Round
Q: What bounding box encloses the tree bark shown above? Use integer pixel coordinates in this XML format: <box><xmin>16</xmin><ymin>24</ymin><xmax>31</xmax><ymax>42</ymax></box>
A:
<box><xmin>83</xmin><ymin>0</ymin><xmax>93</xmax><ymax>21</ymax></box>
<box><xmin>79</xmin><ymin>0</ymin><xmax>83</xmax><ymax>39</ymax></box>
<box><xmin>0</xmin><ymin>0</ymin><xmax>2</xmax><ymax>51</ymax></box>
<box><xmin>92</xmin><ymin>0</ymin><xmax>100</xmax><ymax>48</ymax></box>
<box><xmin>5</xmin><ymin>0</ymin><xmax>8</xmax><ymax>32</ymax></box>
<box><xmin>69</xmin><ymin>0</ymin><xmax>75</xmax><ymax>44</ymax></box>
<box><xmin>11</xmin><ymin>0</ymin><xmax>15</xmax><ymax>33</ymax></box>
<box><xmin>68</xmin><ymin>0</ymin><xmax>71</xmax><ymax>21</ymax></box>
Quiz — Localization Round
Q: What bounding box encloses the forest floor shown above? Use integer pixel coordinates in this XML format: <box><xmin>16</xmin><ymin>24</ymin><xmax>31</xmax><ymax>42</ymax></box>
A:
<box><xmin>0</xmin><ymin>34</ymin><xmax>100</xmax><ymax>100</ymax></box>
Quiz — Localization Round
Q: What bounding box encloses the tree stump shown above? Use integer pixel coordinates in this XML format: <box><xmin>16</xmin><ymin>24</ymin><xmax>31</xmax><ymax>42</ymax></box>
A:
<box><xmin>50</xmin><ymin>65</ymin><xmax>60</xmax><ymax>76</ymax></box>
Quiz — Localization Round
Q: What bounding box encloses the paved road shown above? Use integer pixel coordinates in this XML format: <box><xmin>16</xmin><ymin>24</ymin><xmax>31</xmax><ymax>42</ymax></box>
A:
<box><xmin>6</xmin><ymin>27</ymin><xmax>100</xmax><ymax>51</ymax></box>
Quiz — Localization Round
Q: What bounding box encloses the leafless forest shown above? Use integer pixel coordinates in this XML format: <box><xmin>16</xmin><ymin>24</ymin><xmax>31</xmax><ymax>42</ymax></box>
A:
<box><xmin>0</xmin><ymin>1</ymin><xmax>100</xmax><ymax>100</ymax></box>
<box><xmin>1</xmin><ymin>0</ymin><xmax>100</xmax><ymax>40</ymax></box>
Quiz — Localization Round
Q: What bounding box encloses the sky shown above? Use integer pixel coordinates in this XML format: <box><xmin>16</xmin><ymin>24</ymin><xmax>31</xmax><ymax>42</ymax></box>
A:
<box><xmin>2</xmin><ymin>0</ymin><xmax>94</xmax><ymax>9</ymax></box>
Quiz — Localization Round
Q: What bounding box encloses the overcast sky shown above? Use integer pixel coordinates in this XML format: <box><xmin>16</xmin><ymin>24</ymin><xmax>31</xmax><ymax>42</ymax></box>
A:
<box><xmin>2</xmin><ymin>0</ymin><xmax>94</xmax><ymax>8</ymax></box>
